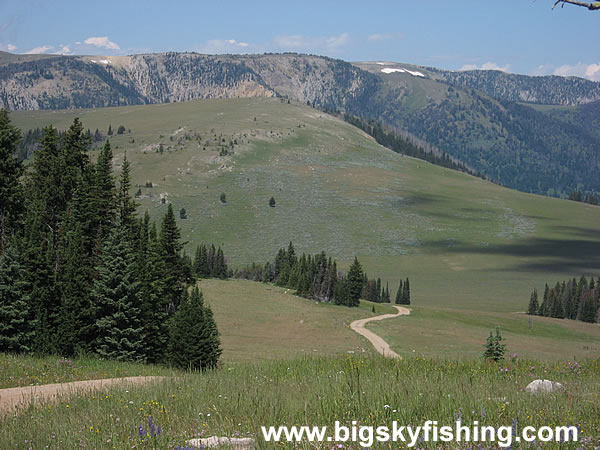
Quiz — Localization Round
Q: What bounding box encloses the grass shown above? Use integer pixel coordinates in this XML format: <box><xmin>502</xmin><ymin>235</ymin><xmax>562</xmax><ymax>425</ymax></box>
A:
<box><xmin>1</xmin><ymin>355</ymin><xmax>598</xmax><ymax>448</ymax></box>
<box><xmin>11</xmin><ymin>98</ymin><xmax>600</xmax><ymax>315</ymax></box>
<box><xmin>368</xmin><ymin>306</ymin><xmax>600</xmax><ymax>361</ymax></box>
<box><xmin>199</xmin><ymin>279</ymin><xmax>396</xmax><ymax>361</ymax></box>
<box><xmin>10</xmin><ymin>98</ymin><xmax>600</xmax><ymax>360</ymax></box>
<box><xmin>0</xmin><ymin>354</ymin><xmax>177</xmax><ymax>389</ymax></box>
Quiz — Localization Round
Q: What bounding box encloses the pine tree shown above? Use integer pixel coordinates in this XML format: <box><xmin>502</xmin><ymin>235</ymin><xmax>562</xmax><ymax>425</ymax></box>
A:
<box><xmin>0</xmin><ymin>243</ymin><xmax>33</xmax><ymax>353</ymax></box>
<box><xmin>140</xmin><ymin>222</ymin><xmax>170</xmax><ymax>364</ymax></box>
<box><xmin>0</xmin><ymin>109</ymin><xmax>23</xmax><ymax>255</ymax></box>
<box><xmin>269</xmin><ymin>196</ymin><xmax>276</xmax><ymax>207</ymax></box>
<box><xmin>346</xmin><ymin>257</ymin><xmax>364</xmax><ymax>307</ymax></box>
<box><xmin>483</xmin><ymin>327</ymin><xmax>506</xmax><ymax>362</ymax></box>
<box><xmin>403</xmin><ymin>278</ymin><xmax>411</xmax><ymax>305</ymax></box>
<box><xmin>168</xmin><ymin>287</ymin><xmax>221</xmax><ymax>370</ymax></box>
<box><xmin>577</xmin><ymin>290</ymin><xmax>597</xmax><ymax>323</ymax></box>
<box><xmin>159</xmin><ymin>204</ymin><xmax>184</xmax><ymax>312</ymax></box>
<box><xmin>527</xmin><ymin>289</ymin><xmax>539</xmax><ymax>315</ymax></box>
<box><xmin>93</xmin><ymin>140</ymin><xmax>116</xmax><ymax>244</ymax></box>
<box><xmin>118</xmin><ymin>153</ymin><xmax>138</xmax><ymax>237</ymax></box>
<box><xmin>395</xmin><ymin>280</ymin><xmax>403</xmax><ymax>304</ymax></box>
<box><xmin>92</xmin><ymin>222</ymin><xmax>145</xmax><ymax>362</ymax></box>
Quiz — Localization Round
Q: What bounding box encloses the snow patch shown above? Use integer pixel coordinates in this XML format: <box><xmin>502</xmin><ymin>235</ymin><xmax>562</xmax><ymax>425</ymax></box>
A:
<box><xmin>375</xmin><ymin>62</ymin><xmax>386</xmax><ymax>65</ymax></box>
<box><xmin>381</xmin><ymin>67</ymin><xmax>425</xmax><ymax>77</ymax></box>
<box><xmin>99</xmin><ymin>59</ymin><xmax>111</xmax><ymax>64</ymax></box>
<box><xmin>381</xmin><ymin>68</ymin><xmax>406</xmax><ymax>74</ymax></box>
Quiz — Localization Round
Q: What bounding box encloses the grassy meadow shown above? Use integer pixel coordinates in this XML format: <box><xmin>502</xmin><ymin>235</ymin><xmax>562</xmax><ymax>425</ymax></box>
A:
<box><xmin>10</xmin><ymin>98</ymin><xmax>600</xmax><ymax>362</ymax></box>
<box><xmin>11</xmin><ymin>98</ymin><xmax>600</xmax><ymax>314</ymax></box>
<box><xmin>1</xmin><ymin>354</ymin><xmax>599</xmax><ymax>448</ymax></box>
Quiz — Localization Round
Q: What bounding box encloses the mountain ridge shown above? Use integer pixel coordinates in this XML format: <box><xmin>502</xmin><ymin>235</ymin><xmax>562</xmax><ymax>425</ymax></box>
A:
<box><xmin>3</xmin><ymin>51</ymin><xmax>599</xmax><ymax>197</ymax></box>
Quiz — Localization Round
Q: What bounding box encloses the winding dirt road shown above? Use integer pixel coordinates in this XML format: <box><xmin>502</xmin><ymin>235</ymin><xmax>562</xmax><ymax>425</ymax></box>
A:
<box><xmin>351</xmin><ymin>305</ymin><xmax>410</xmax><ymax>358</ymax></box>
<box><xmin>0</xmin><ymin>376</ymin><xmax>166</xmax><ymax>414</ymax></box>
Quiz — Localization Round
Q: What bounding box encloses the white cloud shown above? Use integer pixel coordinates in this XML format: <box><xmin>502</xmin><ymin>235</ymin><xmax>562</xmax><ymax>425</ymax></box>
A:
<box><xmin>58</xmin><ymin>44</ymin><xmax>71</xmax><ymax>55</ymax></box>
<box><xmin>460</xmin><ymin>61</ymin><xmax>511</xmax><ymax>72</ymax></box>
<box><xmin>273</xmin><ymin>32</ymin><xmax>350</xmax><ymax>53</ymax></box>
<box><xmin>25</xmin><ymin>45</ymin><xmax>53</xmax><ymax>54</ymax></box>
<box><xmin>367</xmin><ymin>32</ymin><xmax>403</xmax><ymax>42</ymax></box>
<box><xmin>531</xmin><ymin>62</ymin><xmax>600</xmax><ymax>81</ymax></box>
<box><xmin>197</xmin><ymin>38</ymin><xmax>252</xmax><ymax>54</ymax></box>
<box><xmin>84</xmin><ymin>36</ymin><xmax>120</xmax><ymax>50</ymax></box>
<box><xmin>553</xmin><ymin>62</ymin><xmax>600</xmax><ymax>81</ymax></box>
<box><xmin>7</xmin><ymin>44</ymin><xmax>16</xmax><ymax>51</ymax></box>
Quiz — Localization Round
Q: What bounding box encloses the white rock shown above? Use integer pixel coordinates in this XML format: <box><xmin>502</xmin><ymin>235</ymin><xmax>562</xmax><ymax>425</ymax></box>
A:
<box><xmin>525</xmin><ymin>379</ymin><xmax>564</xmax><ymax>393</ymax></box>
<box><xmin>186</xmin><ymin>436</ymin><xmax>255</xmax><ymax>449</ymax></box>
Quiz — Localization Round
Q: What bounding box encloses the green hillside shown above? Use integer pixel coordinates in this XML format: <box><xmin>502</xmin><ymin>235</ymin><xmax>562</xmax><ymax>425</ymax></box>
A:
<box><xmin>11</xmin><ymin>98</ymin><xmax>600</xmax><ymax>318</ymax></box>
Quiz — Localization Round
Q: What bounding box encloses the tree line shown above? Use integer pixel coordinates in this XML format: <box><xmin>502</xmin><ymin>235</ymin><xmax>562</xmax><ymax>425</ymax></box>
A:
<box><xmin>527</xmin><ymin>275</ymin><xmax>599</xmax><ymax>323</ymax></box>
<box><xmin>341</xmin><ymin>113</ymin><xmax>484</xmax><ymax>179</ymax></box>
<box><xmin>234</xmin><ymin>242</ymin><xmax>411</xmax><ymax>307</ymax></box>
<box><xmin>0</xmin><ymin>110</ymin><xmax>221</xmax><ymax>370</ymax></box>
<box><xmin>568</xmin><ymin>190</ymin><xmax>599</xmax><ymax>206</ymax></box>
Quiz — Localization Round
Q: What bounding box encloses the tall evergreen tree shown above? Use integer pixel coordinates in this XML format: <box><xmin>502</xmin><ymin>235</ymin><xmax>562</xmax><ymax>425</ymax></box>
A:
<box><xmin>527</xmin><ymin>289</ymin><xmax>539</xmax><ymax>315</ymax></box>
<box><xmin>92</xmin><ymin>222</ymin><xmax>145</xmax><ymax>362</ymax></box>
<box><xmin>159</xmin><ymin>204</ymin><xmax>184</xmax><ymax>312</ymax></box>
<box><xmin>0</xmin><ymin>109</ymin><xmax>23</xmax><ymax>255</ymax></box>
<box><xmin>168</xmin><ymin>287</ymin><xmax>221</xmax><ymax>370</ymax></box>
<box><xmin>117</xmin><ymin>153</ymin><xmax>138</xmax><ymax>238</ymax></box>
<box><xmin>395</xmin><ymin>280</ymin><xmax>403</xmax><ymax>305</ymax></box>
<box><xmin>346</xmin><ymin>257</ymin><xmax>364</xmax><ymax>307</ymax></box>
<box><xmin>0</xmin><ymin>243</ymin><xmax>33</xmax><ymax>353</ymax></box>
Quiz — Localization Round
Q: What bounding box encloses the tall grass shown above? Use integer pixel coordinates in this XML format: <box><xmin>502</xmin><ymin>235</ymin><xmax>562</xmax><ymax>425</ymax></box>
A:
<box><xmin>2</xmin><ymin>355</ymin><xmax>598</xmax><ymax>448</ymax></box>
<box><xmin>0</xmin><ymin>353</ymin><xmax>176</xmax><ymax>389</ymax></box>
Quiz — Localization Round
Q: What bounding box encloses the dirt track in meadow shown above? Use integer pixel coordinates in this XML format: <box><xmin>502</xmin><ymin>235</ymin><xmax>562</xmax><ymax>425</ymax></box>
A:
<box><xmin>0</xmin><ymin>376</ymin><xmax>166</xmax><ymax>415</ymax></box>
<box><xmin>350</xmin><ymin>306</ymin><xmax>410</xmax><ymax>358</ymax></box>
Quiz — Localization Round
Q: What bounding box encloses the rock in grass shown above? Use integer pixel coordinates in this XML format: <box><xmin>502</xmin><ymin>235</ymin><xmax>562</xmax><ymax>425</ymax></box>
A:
<box><xmin>186</xmin><ymin>436</ymin><xmax>255</xmax><ymax>449</ymax></box>
<box><xmin>525</xmin><ymin>379</ymin><xmax>564</xmax><ymax>393</ymax></box>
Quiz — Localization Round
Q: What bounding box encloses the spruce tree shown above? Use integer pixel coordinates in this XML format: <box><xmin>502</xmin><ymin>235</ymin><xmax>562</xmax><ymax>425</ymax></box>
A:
<box><xmin>168</xmin><ymin>287</ymin><xmax>221</xmax><ymax>370</ymax></box>
<box><xmin>346</xmin><ymin>257</ymin><xmax>364</xmax><ymax>307</ymax></box>
<box><xmin>140</xmin><ymin>222</ymin><xmax>170</xmax><ymax>363</ymax></box>
<box><xmin>577</xmin><ymin>291</ymin><xmax>597</xmax><ymax>323</ymax></box>
<box><xmin>93</xmin><ymin>140</ymin><xmax>116</xmax><ymax>244</ymax></box>
<box><xmin>395</xmin><ymin>280</ymin><xmax>403</xmax><ymax>304</ymax></box>
<box><xmin>0</xmin><ymin>243</ymin><xmax>33</xmax><ymax>353</ymax></box>
<box><xmin>92</xmin><ymin>222</ymin><xmax>145</xmax><ymax>362</ymax></box>
<box><xmin>117</xmin><ymin>153</ymin><xmax>138</xmax><ymax>237</ymax></box>
<box><xmin>483</xmin><ymin>327</ymin><xmax>506</xmax><ymax>362</ymax></box>
<box><xmin>159</xmin><ymin>204</ymin><xmax>184</xmax><ymax>312</ymax></box>
<box><xmin>0</xmin><ymin>109</ymin><xmax>23</xmax><ymax>255</ymax></box>
<box><xmin>403</xmin><ymin>278</ymin><xmax>411</xmax><ymax>305</ymax></box>
<box><xmin>527</xmin><ymin>289</ymin><xmax>539</xmax><ymax>315</ymax></box>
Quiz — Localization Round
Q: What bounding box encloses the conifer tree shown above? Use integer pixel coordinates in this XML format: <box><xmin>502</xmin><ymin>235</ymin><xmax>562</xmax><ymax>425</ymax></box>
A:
<box><xmin>346</xmin><ymin>257</ymin><xmax>364</xmax><ymax>307</ymax></box>
<box><xmin>168</xmin><ymin>287</ymin><xmax>221</xmax><ymax>370</ymax></box>
<box><xmin>93</xmin><ymin>140</ymin><xmax>116</xmax><ymax>244</ymax></box>
<box><xmin>0</xmin><ymin>109</ymin><xmax>23</xmax><ymax>255</ymax></box>
<box><xmin>159</xmin><ymin>204</ymin><xmax>184</xmax><ymax>312</ymax></box>
<box><xmin>0</xmin><ymin>243</ymin><xmax>33</xmax><ymax>353</ymax></box>
<box><xmin>118</xmin><ymin>153</ymin><xmax>138</xmax><ymax>237</ymax></box>
<box><xmin>92</xmin><ymin>222</ymin><xmax>145</xmax><ymax>362</ymax></box>
<box><xmin>527</xmin><ymin>289</ymin><xmax>539</xmax><ymax>315</ymax></box>
<box><xmin>395</xmin><ymin>280</ymin><xmax>403</xmax><ymax>304</ymax></box>
<box><xmin>577</xmin><ymin>290</ymin><xmax>597</xmax><ymax>323</ymax></box>
<box><xmin>403</xmin><ymin>278</ymin><xmax>411</xmax><ymax>305</ymax></box>
<box><xmin>140</xmin><ymin>222</ymin><xmax>170</xmax><ymax>363</ymax></box>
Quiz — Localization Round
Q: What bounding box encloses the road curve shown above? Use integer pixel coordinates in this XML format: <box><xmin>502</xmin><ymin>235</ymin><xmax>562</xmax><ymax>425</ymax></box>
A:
<box><xmin>0</xmin><ymin>376</ymin><xmax>166</xmax><ymax>414</ymax></box>
<box><xmin>351</xmin><ymin>305</ymin><xmax>410</xmax><ymax>358</ymax></box>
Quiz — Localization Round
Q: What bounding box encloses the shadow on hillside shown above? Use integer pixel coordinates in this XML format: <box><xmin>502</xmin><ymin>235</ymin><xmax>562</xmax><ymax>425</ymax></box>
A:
<box><xmin>423</xmin><ymin>225</ymin><xmax>600</xmax><ymax>273</ymax></box>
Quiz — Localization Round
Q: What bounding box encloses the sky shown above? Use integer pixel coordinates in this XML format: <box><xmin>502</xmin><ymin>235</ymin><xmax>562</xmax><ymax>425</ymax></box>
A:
<box><xmin>0</xmin><ymin>0</ymin><xmax>599</xmax><ymax>80</ymax></box>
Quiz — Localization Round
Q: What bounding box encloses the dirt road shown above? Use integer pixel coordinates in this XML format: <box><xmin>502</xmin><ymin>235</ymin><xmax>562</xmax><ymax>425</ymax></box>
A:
<box><xmin>0</xmin><ymin>376</ymin><xmax>166</xmax><ymax>414</ymax></box>
<box><xmin>350</xmin><ymin>306</ymin><xmax>410</xmax><ymax>358</ymax></box>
